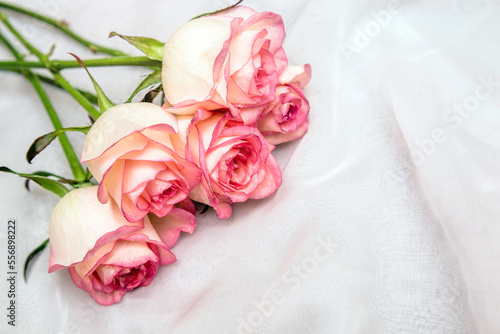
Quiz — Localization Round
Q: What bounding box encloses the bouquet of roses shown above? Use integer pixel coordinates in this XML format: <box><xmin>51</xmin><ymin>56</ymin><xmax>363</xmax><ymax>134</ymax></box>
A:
<box><xmin>0</xmin><ymin>1</ymin><xmax>311</xmax><ymax>305</ymax></box>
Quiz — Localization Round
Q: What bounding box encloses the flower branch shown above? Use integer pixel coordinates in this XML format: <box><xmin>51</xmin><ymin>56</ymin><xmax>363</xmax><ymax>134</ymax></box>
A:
<box><xmin>0</xmin><ymin>1</ymin><xmax>127</xmax><ymax>56</ymax></box>
<box><xmin>3</xmin><ymin>68</ymin><xmax>99</xmax><ymax>104</ymax></box>
<box><xmin>0</xmin><ymin>25</ymin><xmax>85</xmax><ymax>181</ymax></box>
<box><xmin>0</xmin><ymin>56</ymin><xmax>162</xmax><ymax>71</ymax></box>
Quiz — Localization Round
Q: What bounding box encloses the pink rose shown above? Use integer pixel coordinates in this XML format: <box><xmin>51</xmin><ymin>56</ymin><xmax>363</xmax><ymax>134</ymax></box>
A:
<box><xmin>162</xmin><ymin>5</ymin><xmax>288</xmax><ymax>124</ymax></box>
<box><xmin>181</xmin><ymin>110</ymin><xmax>282</xmax><ymax>219</ymax></box>
<box><xmin>81</xmin><ymin>103</ymin><xmax>201</xmax><ymax>223</ymax></box>
<box><xmin>257</xmin><ymin>64</ymin><xmax>312</xmax><ymax>145</ymax></box>
<box><xmin>48</xmin><ymin>186</ymin><xmax>196</xmax><ymax>305</ymax></box>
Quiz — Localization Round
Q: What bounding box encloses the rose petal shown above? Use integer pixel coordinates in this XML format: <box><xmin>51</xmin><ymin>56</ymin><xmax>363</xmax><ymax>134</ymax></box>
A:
<box><xmin>82</xmin><ymin>103</ymin><xmax>178</xmax><ymax>162</ymax></box>
<box><xmin>48</xmin><ymin>187</ymin><xmax>143</xmax><ymax>272</ymax></box>
<box><xmin>148</xmin><ymin>207</ymin><xmax>196</xmax><ymax>249</ymax></box>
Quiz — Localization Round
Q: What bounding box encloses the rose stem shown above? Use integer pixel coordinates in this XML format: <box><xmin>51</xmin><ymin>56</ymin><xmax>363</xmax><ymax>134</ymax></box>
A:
<box><xmin>3</xmin><ymin>68</ymin><xmax>99</xmax><ymax>104</ymax></box>
<box><xmin>0</xmin><ymin>23</ymin><xmax>85</xmax><ymax>181</ymax></box>
<box><xmin>0</xmin><ymin>56</ymin><xmax>162</xmax><ymax>71</ymax></box>
<box><xmin>0</xmin><ymin>1</ymin><xmax>128</xmax><ymax>57</ymax></box>
<box><xmin>0</xmin><ymin>12</ymin><xmax>101</xmax><ymax>119</ymax></box>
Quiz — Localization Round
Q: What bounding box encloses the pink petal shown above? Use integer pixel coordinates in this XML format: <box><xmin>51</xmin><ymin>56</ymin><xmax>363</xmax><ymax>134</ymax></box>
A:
<box><xmin>100</xmin><ymin>240</ymin><xmax>158</xmax><ymax>268</ymax></box>
<box><xmin>88</xmin><ymin>288</ymin><xmax>127</xmax><ymax>306</ymax></box>
<box><xmin>82</xmin><ymin>103</ymin><xmax>178</xmax><ymax>162</ymax></box>
<box><xmin>263</xmin><ymin>116</ymin><xmax>310</xmax><ymax>145</ymax></box>
<box><xmin>48</xmin><ymin>187</ymin><xmax>143</xmax><ymax>272</ymax></box>
<box><xmin>279</xmin><ymin>64</ymin><xmax>312</xmax><ymax>88</ymax></box>
<box><xmin>234</xmin><ymin>11</ymin><xmax>286</xmax><ymax>55</ymax></box>
<box><xmin>249</xmin><ymin>153</ymin><xmax>282</xmax><ymax>199</ymax></box>
<box><xmin>149</xmin><ymin>207</ymin><xmax>197</xmax><ymax>249</ymax></box>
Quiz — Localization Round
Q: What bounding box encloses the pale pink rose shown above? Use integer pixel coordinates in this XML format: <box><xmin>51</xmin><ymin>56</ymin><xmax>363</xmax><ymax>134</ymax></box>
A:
<box><xmin>257</xmin><ymin>64</ymin><xmax>312</xmax><ymax>145</ymax></box>
<box><xmin>48</xmin><ymin>186</ymin><xmax>196</xmax><ymax>306</ymax></box>
<box><xmin>162</xmin><ymin>5</ymin><xmax>288</xmax><ymax>124</ymax></box>
<box><xmin>182</xmin><ymin>109</ymin><xmax>282</xmax><ymax>219</ymax></box>
<box><xmin>81</xmin><ymin>103</ymin><xmax>201</xmax><ymax>223</ymax></box>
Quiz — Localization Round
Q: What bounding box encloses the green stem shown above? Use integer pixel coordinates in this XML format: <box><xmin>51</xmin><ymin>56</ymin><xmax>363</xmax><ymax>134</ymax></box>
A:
<box><xmin>52</xmin><ymin>72</ymin><xmax>100</xmax><ymax>119</ymax></box>
<box><xmin>0</xmin><ymin>11</ymin><xmax>45</xmax><ymax>60</ymax></box>
<box><xmin>1</xmin><ymin>12</ymin><xmax>100</xmax><ymax>118</ymax></box>
<box><xmin>40</xmin><ymin>75</ymin><xmax>98</xmax><ymax>105</ymax></box>
<box><xmin>3</xmin><ymin>68</ymin><xmax>99</xmax><ymax>104</ymax></box>
<box><xmin>0</xmin><ymin>56</ymin><xmax>162</xmax><ymax>71</ymax></box>
<box><xmin>26</xmin><ymin>72</ymin><xmax>85</xmax><ymax>181</ymax></box>
<box><xmin>0</xmin><ymin>1</ymin><xmax>127</xmax><ymax>56</ymax></box>
<box><xmin>0</xmin><ymin>26</ymin><xmax>85</xmax><ymax>181</ymax></box>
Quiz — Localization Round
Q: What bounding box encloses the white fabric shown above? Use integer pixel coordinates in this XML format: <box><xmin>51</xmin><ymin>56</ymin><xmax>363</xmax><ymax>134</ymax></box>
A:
<box><xmin>0</xmin><ymin>0</ymin><xmax>498</xmax><ymax>333</ymax></box>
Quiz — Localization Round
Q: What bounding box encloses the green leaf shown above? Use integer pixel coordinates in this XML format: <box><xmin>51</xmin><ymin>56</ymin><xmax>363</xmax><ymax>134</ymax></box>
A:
<box><xmin>23</xmin><ymin>238</ymin><xmax>49</xmax><ymax>282</ymax></box>
<box><xmin>109</xmin><ymin>32</ymin><xmax>164</xmax><ymax>61</ymax></box>
<box><xmin>31</xmin><ymin>171</ymin><xmax>67</xmax><ymax>179</ymax></box>
<box><xmin>126</xmin><ymin>70</ymin><xmax>162</xmax><ymax>103</ymax></box>
<box><xmin>69</xmin><ymin>53</ymin><xmax>114</xmax><ymax>113</ymax></box>
<box><xmin>0</xmin><ymin>166</ymin><xmax>69</xmax><ymax>197</ymax></box>
<box><xmin>26</xmin><ymin>131</ymin><xmax>58</xmax><ymax>164</ymax></box>
<box><xmin>26</xmin><ymin>126</ymin><xmax>90</xmax><ymax>164</ymax></box>
<box><xmin>25</xmin><ymin>171</ymin><xmax>76</xmax><ymax>191</ymax></box>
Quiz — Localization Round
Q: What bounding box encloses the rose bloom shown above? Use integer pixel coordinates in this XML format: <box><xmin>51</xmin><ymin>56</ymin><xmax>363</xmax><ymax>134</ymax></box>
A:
<box><xmin>162</xmin><ymin>5</ymin><xmax>288</xmax><ymax>124</ymax></box>
<box><xmin>257</xmin><ymin>64</ymin><xmax>312</xmax><ymax>145</ymax></box>
<box><xmin>48</xmin><ymin>186</ymin><xmax>196</xmax><ymax>306</ymax></box>
<box><xmin>81</xmin><ymin>103</ymin><xmax>201</xmax><ymax>223</ymax></box>
<box><xmin>179</xmin><ymin>109</ymin><xmax>282</xmax><ymax>219</ymax></box>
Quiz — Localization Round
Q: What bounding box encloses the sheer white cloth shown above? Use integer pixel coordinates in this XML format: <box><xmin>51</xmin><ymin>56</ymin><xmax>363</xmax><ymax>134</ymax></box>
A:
<box><xmin>1</xmin><ymin>0</ymin><xmax>498</xmax><ymax>333</ymax></box>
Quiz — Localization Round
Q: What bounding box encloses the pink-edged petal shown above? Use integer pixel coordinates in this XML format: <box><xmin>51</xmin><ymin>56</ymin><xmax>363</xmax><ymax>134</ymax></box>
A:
<box><xmin>121</xmin><ymin>195</ymin><xmax>148</xmax><ymax>223</ymax></box>
<box><xmin>162</xmin><ymin>99</ymin><xmax>227</xmax><ymax>116</ymax></box>
<box><xmin>118</xmin><ymin>140</ymin><xmax>175</xmax><ymax>164</ymax></box>
<box><xmin>122</xmin><ymin>160</ymin><xmax>166</xmax><ymax>194</ymax></box>
<box><xmin>100</xmin><ymin>159</ymin><xmax>125</xmax><ymax>205</ymax></box>
<box><xmin>263</xmin><ymin>116</ymin><xmax>310</xmax><ymax>145</ymax></box>
<box><xmin>213</xmin><ymin>201</ymin><xmax>233</xmax><ymax>219</ymax></box>
<box><xmin>273</xmin><ymin>47</ymin><xmax>288</xmax><ymax>78</ymax></box>
<box><xmin>100</xmin><ymin>240</ymin><xmax>158</xmax><ymax>268</ymax></box>
<box><xmin>48</xmin><ymin>186</ymin><xmax>144</xmax><ymax>272</ymax></box>
<box><xmin>279</xmin><ymin>64</ymin><xmax>312</xmax><ymax>88</ymax></box>
<box><xmin>88</xmin><ymin>288</ymin><xmax>127</xmax><ymax>306</ymax></box>
<box><xmin>173</xmin><ymin>158</ymin><xmax>203</xmax><ymax>190</ymax></box>
<box><xmin>67</xmin><ymin>266</ymin><xmax>90</xmax><ymax>291</ymax></box>
<box><xmin>234</xmin><ymin>11</ymin><xmax>286</xmax><ymax>54</ymax></box>
<box><xmin>227</xmin><ymin>29</ymin><xmax>264</xmax><ymax>77</ymax></box>
<box><xmin>82</xmin><ymin>103</ymin><xmax>178</xmax><ymax>162</ymax></box>
<box><xmin>162</xmin><ymin>15</ymin><xmax>233</xmax><ymax>104</ymax></box>
<box><xmin>175</xmin><ymin>198</ymin><xmax>196</xmax><ymax>215</ymax></box>
<box><xmin>235</xmin><ymin>105</ymin><xmax>266</xmax><ymax>125</ymax></box>
<box><xmin>139</xmin><ymin>127</ymin><xmax>177</xmax><ymax>150</ymax></box>
<box><xmin>71</xmin><ymin>241</ymin><xmax>115</xmax><ymax>279</ymax></box>
<box><xmin>187</xmin><ymin>182</ymin><xmax>211</xmax><ymax>206</ymax></box>
<box><xmin>189</xmin><ymin>110</ymin><xmax>225</xmax><ymax>155</ymax></box>
<box><xmin>249</xmin><ymin>153</ymin><xmax>282</xmax><ymax>199</ymax></box>
<box><xmin>149</xmin><ymin>207</ymin><xmax>196</xmax><ymax>249</ymax></box>
<box><xmin>85</xmin><ymin>132</ymin><xmax>149</xmax><ymax>182</ymax></box>
<box><xmin>94</xmin><ymin>265</ymin><xmax>121</xmax><ymax>286</ymax></box>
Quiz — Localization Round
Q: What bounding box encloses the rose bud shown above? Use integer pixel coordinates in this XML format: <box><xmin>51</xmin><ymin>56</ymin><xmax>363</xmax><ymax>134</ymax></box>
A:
<box><xmin>162</xmin><ymin>5</ymin><xmax>288</xmax><ymax>124</ymax></box>
<box><xmin>257</xmin><ymin>64</ymin><xmax>312</xmax><ymax>145</ymax></box>
<box><xmin>81</xmin><ymin>103</ymin><xmax>201</xmax><ymax>223</ymax></box>
<box><xmin>48</xmin><ymin>186</ymin><xmax>196</xmax><ymax>305</ymax></box>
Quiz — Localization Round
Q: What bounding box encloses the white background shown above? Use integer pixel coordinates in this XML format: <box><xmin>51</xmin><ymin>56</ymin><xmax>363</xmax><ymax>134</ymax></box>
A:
<box><xmin>1</xmin><ymin>0</ymin><xmax>499</xmax><ymax>333</ymax></box>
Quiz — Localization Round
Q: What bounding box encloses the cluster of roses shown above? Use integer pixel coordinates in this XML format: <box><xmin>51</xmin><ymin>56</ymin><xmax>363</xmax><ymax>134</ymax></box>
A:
<box><xmin>48</xmin><ymin>6</ymin><xmax>311</xmax><ymax>305</ymax></box>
